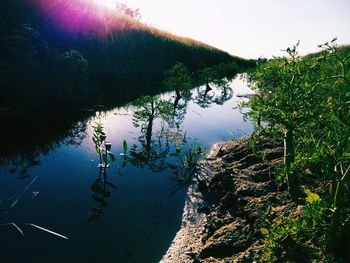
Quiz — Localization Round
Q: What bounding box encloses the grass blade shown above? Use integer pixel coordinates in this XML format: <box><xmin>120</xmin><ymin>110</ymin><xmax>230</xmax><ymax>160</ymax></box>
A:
<box><xmin>8</xmin><ymin>176</ymin><xmax>38</xmax><ymax>210</ymax></box>
<box><xmin>9</xmin><ymin>200</ymin><xmax>18</xmax><ymax>209</ymax></box>
<box><xmin>0</xmin><ymin>222</ymin><xmax>24</xmax><ymax>236</ymax></box>
<box><xmin>26</xmin><ymin>223</ymin><xmax>68</xmax><ymax>240</ymax></box>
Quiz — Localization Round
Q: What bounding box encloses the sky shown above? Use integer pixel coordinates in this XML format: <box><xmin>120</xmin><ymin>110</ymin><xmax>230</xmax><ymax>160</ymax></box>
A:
<box><xmin>116</xmin><ymin>0</ymin><xmax>350</xmax><ymax>59</ymax></box>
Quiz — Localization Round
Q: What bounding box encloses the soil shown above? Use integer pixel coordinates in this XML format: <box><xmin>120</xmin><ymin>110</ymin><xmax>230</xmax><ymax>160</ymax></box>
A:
<box><xmin>161</xmin><ymin>136</ymin><xmax>308</xmax><ymax>263</ymax></box>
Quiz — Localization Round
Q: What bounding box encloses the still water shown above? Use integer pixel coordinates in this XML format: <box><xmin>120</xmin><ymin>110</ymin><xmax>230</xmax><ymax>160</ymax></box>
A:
<box><xmin>0</xmin><ymin>76</ymin><xmax>253</xmax><ymax>263</ymax></box>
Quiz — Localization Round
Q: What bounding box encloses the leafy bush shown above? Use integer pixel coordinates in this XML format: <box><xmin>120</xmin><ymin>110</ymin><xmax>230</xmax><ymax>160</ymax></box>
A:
<box><xmin>244</xmin><ymin>40</ymin><xmax>350</xmax><ymax>256</ymax></box>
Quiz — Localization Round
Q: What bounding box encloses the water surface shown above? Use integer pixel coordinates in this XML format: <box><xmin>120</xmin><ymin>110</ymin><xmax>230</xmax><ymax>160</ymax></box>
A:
<box><xmin>0</xmin><ymin>76</ymin><xmax>253</xmax><ymax>263</ymax></box>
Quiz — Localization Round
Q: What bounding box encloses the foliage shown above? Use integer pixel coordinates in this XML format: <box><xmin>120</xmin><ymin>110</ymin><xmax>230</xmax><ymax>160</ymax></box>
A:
<box><xmin>92</xmin><ymin>122</ymin><xmax>115</xmax><ymax>168</ymax></box>
<box><xmin>164</xmin><ymin>62</ymin><xmax>193</xmax><ymax>93</ymax></box>
<box><xmin>245</xmin><ymin>40</ymin><xmax>350</xmax><ymax>259</ymax></box>
<box><xmin>88</xmin><ymin>121</ymin><xmax>118</xmax><ymax>222</ymax></box>
<box><xmin>261</xmin><ymin>190</ymin><xmax>328</xmax><ymax>262</ymax></box>
<box><xmin>168</xmin><ymin>144</ymin><xmax>205</xmax><ymax>184</ymax></box>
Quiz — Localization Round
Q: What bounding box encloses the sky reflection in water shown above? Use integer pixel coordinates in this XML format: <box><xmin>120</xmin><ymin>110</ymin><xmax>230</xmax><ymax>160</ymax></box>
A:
<box><xmin>0</xmin><ymin>76</ymin><xmax>253</xmax><ymax>263</ymax></box>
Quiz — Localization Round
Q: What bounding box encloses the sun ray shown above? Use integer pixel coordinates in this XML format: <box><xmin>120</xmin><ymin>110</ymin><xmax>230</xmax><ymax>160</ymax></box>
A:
<box><xmin>32</xmin><ymin>0</ymin><xmax>130</xmax><ymax>36</ymax></box>
<box><xmin>90</xmin><ymin>0</ymin><xmax>118</xmax><ymax>10</ymax></box>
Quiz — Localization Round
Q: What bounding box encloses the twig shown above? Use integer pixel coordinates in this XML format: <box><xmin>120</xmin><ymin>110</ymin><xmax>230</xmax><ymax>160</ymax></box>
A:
<box><xmin>8</xmin><ymin>176</ymin><xmax>38</xmax><ymax>210</ymax></box>
<box><xmin>26</xmin><ymin>223</ymin><xmax>68</xmax><ymax>240</ymax></box>
<box><xmin>0</xmin><ymin>222</ymin><xmax>24</xmax><ymax>236</ymax></box>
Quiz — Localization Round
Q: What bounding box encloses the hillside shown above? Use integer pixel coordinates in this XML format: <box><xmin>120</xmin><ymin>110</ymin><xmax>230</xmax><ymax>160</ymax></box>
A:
<box><xmin>0</xmin><ymin>0</ymin><xmax>254</xmax><ymax>119</ymax></box>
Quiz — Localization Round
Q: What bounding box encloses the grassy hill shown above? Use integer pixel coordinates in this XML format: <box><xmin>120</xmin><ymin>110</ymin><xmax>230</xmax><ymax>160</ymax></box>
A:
<box><xmin>0</xmin><ymin>0</ymin><xmax>254</xmax><ymax>119</ymax></box>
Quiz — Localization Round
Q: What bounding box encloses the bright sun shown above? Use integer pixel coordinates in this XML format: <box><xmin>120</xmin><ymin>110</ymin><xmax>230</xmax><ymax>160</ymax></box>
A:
<box><xmin>91</xmin><ymin>0</ymin><xmax>118</xmax><ymax>10</ymax></box>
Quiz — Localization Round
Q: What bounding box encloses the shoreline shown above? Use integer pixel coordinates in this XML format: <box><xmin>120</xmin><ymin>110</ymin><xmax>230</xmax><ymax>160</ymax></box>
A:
<box><xmin>161</xmin><ymin>137</ymin><xmax>297</xmax><ymax>262</ymax></box>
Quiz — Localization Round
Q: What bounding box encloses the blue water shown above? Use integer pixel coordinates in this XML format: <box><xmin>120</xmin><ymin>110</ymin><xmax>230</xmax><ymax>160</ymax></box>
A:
<box><xmin>0</xmin><ymin>76</ymin><xmax>253</xmax><ymax>263</ymax></box>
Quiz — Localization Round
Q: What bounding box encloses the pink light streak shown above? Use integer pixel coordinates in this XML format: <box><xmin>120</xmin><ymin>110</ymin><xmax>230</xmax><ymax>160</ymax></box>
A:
<box><xmin>32</xmin><ymin>0</ymin><xmax>130</xmax><ymax>36</ymax></box>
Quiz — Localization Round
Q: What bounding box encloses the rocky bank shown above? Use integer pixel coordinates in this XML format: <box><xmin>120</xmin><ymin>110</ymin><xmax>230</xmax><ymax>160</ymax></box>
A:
<box><xmin>161</xmin><ymin>136</ymin><xmax>300</xmax><ymax>262</ymax></box>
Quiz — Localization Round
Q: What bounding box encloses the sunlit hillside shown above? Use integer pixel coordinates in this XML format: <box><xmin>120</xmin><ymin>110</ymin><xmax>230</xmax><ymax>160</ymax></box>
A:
<box><xmin>0</xmin><ymin>0</ymin><xmax>253</xmax><ymax>118</ymax></box>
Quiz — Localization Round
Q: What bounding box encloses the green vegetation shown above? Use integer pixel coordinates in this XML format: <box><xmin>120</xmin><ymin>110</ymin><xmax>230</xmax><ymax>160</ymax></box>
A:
<box><xmin>92</xmin><ymin>122</ymin><xmax>115</xmax><ymax>168</ymax></box>
<box><xmin>244</xmin><ymin>40</ymin><xmax>350</xmax><ymax>261</ymax></box>
<box><xmin>89</xmin><ymin>121</ymin><xmax>117</xmax><ymax>222</ymax></box>
<box><xmin>168</xmin><ymin>144</ymin><xmax>205</xmax><ymax>184</ymax></box>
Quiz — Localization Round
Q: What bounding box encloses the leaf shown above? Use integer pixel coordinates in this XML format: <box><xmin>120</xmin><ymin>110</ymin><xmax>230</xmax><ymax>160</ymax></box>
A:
<box><xmin>305</xmin><ymin>168</ymin><xmax>312</xmax><ymax>175</ymax></box>
<box><xmin>260</xmin><ymin>227</ymin><xmax>269</xmax><ymax>235</ymax></box>
<box><xmin>123</xmin><ymin>140</ymin><xmax>128</xmax><ymax>153</ymax></box>
<box><xmin>108</xmin><ymin>152</ymin><xmax>115</xmax><ymax>162</ymax></box>
<box><xmin>105</xmin><ymin>142</ymin><xmax>112</xmax><ymax>151</ymax></box>
<box><xmin>304</xmin><ymin>189</ymin><xmax>321</xmax><ymax>204</ymax></box>
<box><xmin>274</xmin><ymin>217</ymin><xmax>283</xmax><ymax>226</ymax></box>
<box><xmin>100</xmin><ymin>135</ymin><xmax>106</xmax><ymax>142</ymax></box>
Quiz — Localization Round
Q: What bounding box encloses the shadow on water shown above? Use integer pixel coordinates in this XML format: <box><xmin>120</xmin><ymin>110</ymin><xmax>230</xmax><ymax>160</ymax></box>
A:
<box><xmin>0</xmin><ymin>78</ymin><xmax>171</xmax><ymax>178</ymax></box>
<box><xmin>0</xmin><ymin>60</ymin><xmax>238</xmax><ymax>177</ymax></box>
<box><xmin>0</xmin><ymin>114</ymin><xmax>89</xmax><ymax>178</ymax></box>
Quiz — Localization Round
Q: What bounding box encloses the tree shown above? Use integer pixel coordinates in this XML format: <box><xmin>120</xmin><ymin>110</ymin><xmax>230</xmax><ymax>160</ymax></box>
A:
<box><xmin>246</xmin><ymin>42</ymin><xmax>319</xmax><ymax>200</ymax></box>
<box><xmin>116</xmin><ymin>3</ymin><xmax>141</xmax><ymax>20</ymax></box>
<box><xmin>164</xmin><ymin>62</ymin><xmax>193</xmax><ymax>118</ymax></box>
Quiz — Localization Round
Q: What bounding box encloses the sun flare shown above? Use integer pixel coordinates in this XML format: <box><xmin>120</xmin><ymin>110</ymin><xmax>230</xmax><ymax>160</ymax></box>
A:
<box><xmin>90</xmin><ymin>0</ymin><xmax>118</xmax><ymax>10</ymax></box>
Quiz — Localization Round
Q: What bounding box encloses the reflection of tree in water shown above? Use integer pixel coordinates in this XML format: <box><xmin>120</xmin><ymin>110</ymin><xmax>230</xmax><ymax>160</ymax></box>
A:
<box><xmin>213</xmin><ymin>83</ymin><xmax>234</xmax><ymax>105</ymax></box>
<box><xmin>87</xmin><ymin>167</ymin><xmax>116</xmax><ymax>223</ymax></box>
<box><xmin>163</xmin><ymin>62</ymin><xmax>193</xmax><ymax>128</ymax></box>
<box><xmin>168</xmin><ymin>89</ymin><xmax>192</xmax><ymax>128</ymax></box>
<box><xmin>194</xmin><ymin>82</ymin><xmax>233</xmax><ymax>108</ymax></box>
<box><xmin>129</xmin><ymin>96</ymin><xmax>174</xmax><ymax>172</ymax></box>
<box><xmin>194</xmin><ymin>85</ymin><xmax>215</xmax><ymax>108</ymax></box>
<box><xmin>128</xmin><ymin>78</ymin><xmax>234</xmax><ymax>173</ymax></box>
<box><xmin>0</xmin><ymin>120</ymin><xmax>87</xmax><ymax>178</ymax></box>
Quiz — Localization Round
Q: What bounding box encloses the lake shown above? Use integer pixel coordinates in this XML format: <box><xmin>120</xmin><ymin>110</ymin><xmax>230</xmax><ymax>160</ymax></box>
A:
<box><xmin>0</xmin><ymin>75</ymin><xmax>253</xmax><ymax>263</ymax></box>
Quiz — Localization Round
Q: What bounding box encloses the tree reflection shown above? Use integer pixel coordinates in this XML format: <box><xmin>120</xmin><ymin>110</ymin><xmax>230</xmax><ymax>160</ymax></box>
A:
<box><xmin>0</xmin><ymin>119</ymin><xmax>88</xmax><ymax>179</ymax></box>
<box><xmin>212</xmin><ymin>82</ymin><xmax>234</xmax><ymax>105</ymax></box>
<box><xmin>164</xmin><ymin>63</ymin><xmax>193</xmax><ymax>127</ymax></box>
<box><xmin>194</xmin><ymin>82</ymin><xmax>233</xmax><ymax>108</ymax></box>
<box><xmin>87</xmin><ymin>167</ymin><xmax>116</xmax><ymax>223</ymax></box>
<box><xmin>128</xmin><ymin>96</ymin><xmax>173</xmax><ymax>172</ymax></box>
<box><xmin>167</xmin><ymin>89</ymin><xmax>192</xmax><ymax>128</ymax></box>
<box><xmin>194</xmin><ymin>85</ymin><xmax>215</xmax><ymax>108</ymax></box>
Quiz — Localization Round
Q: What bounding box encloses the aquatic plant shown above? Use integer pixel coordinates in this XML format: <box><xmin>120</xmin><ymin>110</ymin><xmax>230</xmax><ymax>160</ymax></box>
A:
<box><xmin>92</xmin><ymin>122</ymin><xmax>115</xmax><ymax>168</ymax></box>
<box><xmin>89</xmin><ymin>121</ymin><xmax>119</xmax><ymax>222</ymax></box>
<box><xmin>168</xmin><ymin>144</ymin><xmax>205</xmax><ymax>184</ymax></box>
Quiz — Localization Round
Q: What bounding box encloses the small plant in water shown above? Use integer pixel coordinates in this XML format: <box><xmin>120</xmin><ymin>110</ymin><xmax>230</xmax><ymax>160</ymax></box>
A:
<box><xmin>168</xmin><ymin>144</ymin><xmax>205</xmax><ymax>184</ymax></box>
<box><xmin>92</xmin><ymin>123</ymin><xmax>115</xmax><ymax>168</ymax></box>
<box><xmin>88</xmin><ymin>121</ymin><xmax>120</xmax><ymax>223</ymax></box>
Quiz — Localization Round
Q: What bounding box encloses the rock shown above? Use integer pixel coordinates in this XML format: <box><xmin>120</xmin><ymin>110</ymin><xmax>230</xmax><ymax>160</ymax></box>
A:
<box><xmin>161</xmin><ymin>136</ymin><xmax>292</xmax><ymax>262</ymax></box>
<box><xmin>200</xmin><ymin>220</ymin><xmax>252</xmax><ymax>259</ymax></box>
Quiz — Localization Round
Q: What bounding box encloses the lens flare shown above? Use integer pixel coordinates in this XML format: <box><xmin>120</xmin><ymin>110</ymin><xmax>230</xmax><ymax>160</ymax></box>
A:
<box><xmin>91</xmin><ymin>0</ymin><xmax>117</xmax><ymax>10</ymax></box>
<box><xmin>32</xmin><ymin>0</ymin><xmax>128</xmax><ymax>36</ymax></box>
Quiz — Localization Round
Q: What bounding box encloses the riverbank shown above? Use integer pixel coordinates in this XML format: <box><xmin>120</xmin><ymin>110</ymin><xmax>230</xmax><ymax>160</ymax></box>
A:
<box><xmin>161</xmin><ymin>136</ymin><xmax>324</xmax><ymax>262</ymax></box>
